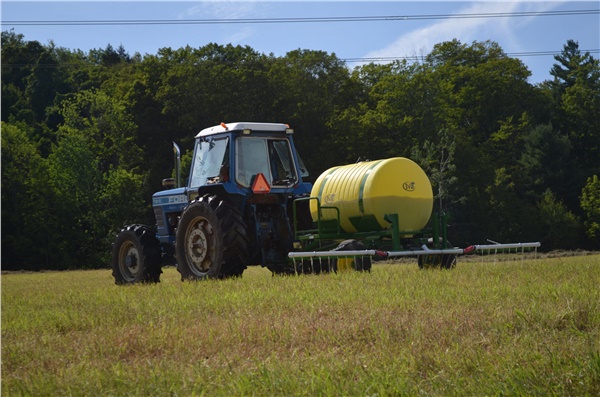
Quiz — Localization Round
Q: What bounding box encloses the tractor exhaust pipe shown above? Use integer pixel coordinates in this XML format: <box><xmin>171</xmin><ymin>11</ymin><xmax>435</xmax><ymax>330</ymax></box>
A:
<box><xmin>173</xmin><ymin>142</ymin><xmax>181</xmax><ymax>188</ymax></box>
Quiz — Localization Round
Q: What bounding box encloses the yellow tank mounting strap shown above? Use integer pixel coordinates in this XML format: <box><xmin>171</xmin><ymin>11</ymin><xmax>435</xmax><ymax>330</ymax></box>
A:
<box><xmin>358</xmin><ymin>160</ymin><xmax>383</xmax><ymax>215</ymax></box>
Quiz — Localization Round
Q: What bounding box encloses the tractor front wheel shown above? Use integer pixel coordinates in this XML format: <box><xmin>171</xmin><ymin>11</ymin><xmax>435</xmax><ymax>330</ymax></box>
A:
<box><xmin>112</xmin><ymin>224</ymin><xmax>162</xmax><ymax>284</ymax></box>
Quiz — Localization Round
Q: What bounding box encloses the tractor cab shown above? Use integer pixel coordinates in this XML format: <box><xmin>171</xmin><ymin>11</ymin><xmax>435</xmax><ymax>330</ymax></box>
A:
<box><xmin>188</xmin><ymin>122</ymin><xmax>310</xmax><ymax>196</ymax></box>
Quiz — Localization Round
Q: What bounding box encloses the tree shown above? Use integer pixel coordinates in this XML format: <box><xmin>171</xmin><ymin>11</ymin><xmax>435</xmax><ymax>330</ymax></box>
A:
<box><xmin>561</xmin><ymin>77</ymin><xmax>600</xmax><ymax>175</ymax></box>
<box><xmin>45</xmin><ymin>89</ymin><xmax>148</xmax><ymax>266</ymax></box>
<box><xmin>547</xmin><ymin>40</ymin><xmax>600</xmax><ymax>178</ymax></box>
<box><xmin>88</xmin><ymin>43</ymin><xmax>132</xmax><ymax>66</ymax></box>
<box><xmin>536</xmin><ymin>190</ymin><xmax>582</xmax><ymax>250</ymax></box>
<box><xmin>518</xmin><ymin>123</ymin><xmax>573</xmax><ymax>202</ymax></box>
<box><xmin>46</xmin><ymin>132</ymin><xmax>103</xmax><ymax>265</ymax></box>
<box><xmin>58</xmin><ymin>89</ymin><xmax>143</xmax><ymax>173</ymax></box>
<box><xmin>44</xmin><ymin>132</ymin><xmax>146</xmax><ymax>267</ymax></box>
<box><xmin>423</xmin><ymin>41</ymin><xmax>541</xmax><ymax>245</ymax></box>
<box><xmin>411</xmin><ymin>128</ymin><xmax>461</xmax><ymax>213</ymax></box>
<box><xmin>426</xmin><ymin>39</ymin><xmax>507</xmax><ymax>69</ymax></box>
<box><xmin>333</xmin><ymin>60</ymin><xmax>444</xmax><ymax>164</ymax></box>
<box><xmin>1</xmin><ymin>31</ymin><xmax>87</xmax><ymax>155</ymax></box>
<box><xmin>426</xmin><ymin>40</ymin><xmax>535</xmax><ymax>146</ymax></box>
<box><xmin>1</xmin><ymin>31</ymin><xmax>69</xmax><ymax>125</ymax></box>
<box><xmin>100</xmin><ymin>167</ymin><xmax>147</xmax><ymax>239</ymax></box>
<box><xmin>481</xmin><ymin>167</ymin><xmax>538</xmax><ymax>244</ymax></box>
<box><xmin>580</xmin><ymin>175</ymin><xmax>600</xmax><ymax>246</ymax></box>
<box><xmin>268</xmin><ymin>49</ymin><xmax>353</xmax><ymax>173</ymax></box>
<box><xmin>1</xmin><ymin>122</ymin><xmax>55</xmax><ymax>268</ymax></box>
<box><xmin>550</xmin><ymin>39</ymin><xmax>597</xmax><ymax>90</ymax></box>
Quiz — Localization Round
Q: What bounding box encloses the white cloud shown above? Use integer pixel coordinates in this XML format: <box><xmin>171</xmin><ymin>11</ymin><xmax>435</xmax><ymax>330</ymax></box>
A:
<box><xmin>227</xmin><ymin>26</ymin><xmax>258</xmax><ymax>44</ymax></box>
<box><xmin>179</xmin><ymin>1</ymin><xmax>265</xmax><ymax>44</ymax></box>
<box><xmin>362</xmin><ymin>1</ymin><xmax>564</xmax><ymax>61</ymax></box>
<box><xmin>181</xmin><ymin>0</ymin><xmax>264</xmax><ymax>20</ymax></box>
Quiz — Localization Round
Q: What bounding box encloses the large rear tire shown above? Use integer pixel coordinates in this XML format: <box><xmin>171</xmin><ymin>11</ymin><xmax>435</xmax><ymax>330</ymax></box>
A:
<box><xmin>112</xmin><ymin>224</ymin><xmax>162</xmax><ymax>284</ymax></box>
<box><xmin>176</xmin><ymin>195</ymin><xmax>248</xmax><ymax>280</ymax></box>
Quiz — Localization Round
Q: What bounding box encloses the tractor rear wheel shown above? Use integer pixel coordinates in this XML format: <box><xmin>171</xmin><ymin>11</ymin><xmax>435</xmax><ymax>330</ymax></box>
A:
<box><xmin>112</xmin><ymin>224</ymin><xmax>162</xmax><ymax>284</ymax></box>
<box><xmin>176</xmin><ymin>195</ymin><xmax>248</xmax><ymax>280</ymax></box>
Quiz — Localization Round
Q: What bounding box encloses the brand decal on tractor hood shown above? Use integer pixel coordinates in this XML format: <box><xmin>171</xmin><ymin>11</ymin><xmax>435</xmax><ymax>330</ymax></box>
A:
<box><xmin>152</xmin><ymin>194</ymin><xmax>188</xmax><ymax>206</ymax></box>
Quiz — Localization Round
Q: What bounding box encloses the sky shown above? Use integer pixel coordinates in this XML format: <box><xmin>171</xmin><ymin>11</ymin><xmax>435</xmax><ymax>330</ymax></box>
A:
<box><xmin>1</xmin><ymin>1</ymin><xmax>599</xmax><ymax>84</ymax></box>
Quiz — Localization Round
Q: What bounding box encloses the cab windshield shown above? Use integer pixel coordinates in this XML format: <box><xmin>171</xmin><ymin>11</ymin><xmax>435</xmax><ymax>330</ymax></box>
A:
<box><xmin>189</xmin><ymin>137</ymin><xmax>229</xmax><ymax>187</ymax></box>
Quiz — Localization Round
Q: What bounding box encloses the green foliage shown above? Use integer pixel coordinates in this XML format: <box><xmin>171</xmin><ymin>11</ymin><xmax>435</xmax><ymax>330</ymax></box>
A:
<box><xmin>482</xmin><ymin>167</ymin><xmax>536</xmax><ymax>243</ymax></box>
<box><xmin>546</xmin><ymin>39</ymin><xmax>600</xmax><ymax>200</ymax></box>
<box><xmin>334</xmin><ymin>60</ymin><xmax>447</xmax><ymax>165</ymax></box>
<box><xmin>1</xmin><ymin>122</ymin><xmax>54</xmax><ymax>269</ymax></box>
<box><xmin>561</xmin><ymin>77</ymin><xmax>600</xmax><ymax>172</ymax></box>
<box><xmin>411</xmin><ymin>128</ymin><xmax>461</xmax><ymax>212</ymax></box>
<box><xmin>58</xmin><ymin>89</ymin><xmax>143</xmax><ymax>172</ymax></box>
<box><xmin>581</xmin><ymin>175</ymin><xmax>600</xmax><ymax>245</ymax></box>
<box><xmin>179</xmin><ymin>148</ymin><xmax>193</xmax><ymax>184</ymax></box>
<box><xmin>519</xmin><ymin>123</ymin><xmax>572</xmax><ymax>199</ymax></box>
<box><xmin>100</xmin><ymin>167</ymin><xmax>147</xmax><ymax>231</ymax></box>
<box><xmin>1</xmin><ymin>31</ymin><xmax>599</xmax><ymax>269</ymax></box>
<box><xmin>46</xmin><ymin>133</ymin><xmax>104</xmax><ymax>265</ymax></box>
<box><xmin>537</xmin><ymin>190</ymin><xmax>582</xmax><ymax>250</ymax></box>
<box><xmin>269</xmin><ymin>48</ymin><xmax>352</xmax><ymax>172</ymax></box>
<box><xmin>550</xmin><ymin>39</ymin><xmax>598</xmax><ymax>90</ymax></box>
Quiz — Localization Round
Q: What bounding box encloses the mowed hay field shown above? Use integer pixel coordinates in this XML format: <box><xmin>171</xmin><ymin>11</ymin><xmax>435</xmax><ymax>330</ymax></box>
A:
<box><xmin>2</xmin><ymin>255</ymin><xmax>599</xmax><ymax>396</ymax></box>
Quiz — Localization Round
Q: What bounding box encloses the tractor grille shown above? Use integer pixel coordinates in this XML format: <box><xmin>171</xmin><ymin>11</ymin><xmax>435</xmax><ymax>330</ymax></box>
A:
<box><xmin>154</xmin><ymin>207</ymin><xmax>165</xmax><ymax>229</ymax></box>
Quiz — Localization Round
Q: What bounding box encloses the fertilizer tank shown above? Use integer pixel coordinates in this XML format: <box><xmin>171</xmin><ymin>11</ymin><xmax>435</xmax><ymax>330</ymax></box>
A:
<box><xmin>309</xmin><ymin>157</ymin><xmax>433</xmax><ymax>234</ymax></box>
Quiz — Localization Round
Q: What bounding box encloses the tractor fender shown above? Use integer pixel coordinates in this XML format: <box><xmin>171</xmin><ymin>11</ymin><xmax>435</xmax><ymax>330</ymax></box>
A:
<box><xmin>195</xmin><ymin>185</ymin><xmax>244</xmax><ymax>207</ymax></box>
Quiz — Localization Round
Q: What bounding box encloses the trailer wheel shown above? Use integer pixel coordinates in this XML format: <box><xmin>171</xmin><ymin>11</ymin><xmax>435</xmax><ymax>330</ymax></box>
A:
<box><xmin>440</xmin><ymin>254</ymin><xmax>457</xmax><ymax>269</ymax></box>
<box><xmin>112</xmin><ymin>224</ymin><xmax>162</xmax><ymax>284</ymax></box>
<box><xmin>270</xmin><ymin>263</ymin><xmax>297</xmax><ymax>275</ymax></box>
<box><xmin>294</xmin><ymin>258</ymin><xmax>331</xmax><ymax>275</ymax></box>
<box><xmin>333</xmin><ymin>239</ymin><xmax>372</xmax><ymax>272</ymax></box>
<box><xmin>176</xmin><ymin>195</ymin><xmax>248</xmax><ymax>280</ymax></box>
<box><xmin>418</xmin><ymin>253</ymin><xmax>456</xmax><ymax>269</ymax></box>
<box><xmin>418</xmin><ymin>238</ymin><xmax>457</xmax><ymax>269</ymax></box>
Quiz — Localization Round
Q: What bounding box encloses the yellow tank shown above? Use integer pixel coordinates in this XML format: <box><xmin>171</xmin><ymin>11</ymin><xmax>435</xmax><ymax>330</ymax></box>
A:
<box><xmin>310</xmin><ymin>157</ymin><xmax>433</xmax><ymax>234</ymax></box>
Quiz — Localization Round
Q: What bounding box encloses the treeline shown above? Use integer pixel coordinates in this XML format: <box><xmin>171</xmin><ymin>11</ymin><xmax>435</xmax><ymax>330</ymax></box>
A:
<box><xmin>2</xmin><ymin>30</ymin><xmax>599</xmax><ymax>270</ymax></box>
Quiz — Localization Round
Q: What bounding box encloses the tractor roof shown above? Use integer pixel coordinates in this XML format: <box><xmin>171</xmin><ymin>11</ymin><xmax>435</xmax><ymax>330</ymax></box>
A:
<box><xmin>196</xmin><ymin>122</ymin><xmax>290</xmax><ymax>138</ymax></box>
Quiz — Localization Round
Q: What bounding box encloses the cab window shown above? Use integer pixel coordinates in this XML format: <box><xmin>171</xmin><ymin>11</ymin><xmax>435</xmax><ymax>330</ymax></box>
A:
<box><xmin>235</xmin><ymin>137</ymin><xmax>298</xmax><ymax>187</ymax></box>
<box><xmin>189</xmin><ymin>137</ymin><xmax>229</xmax><ymax>188</ymax></box>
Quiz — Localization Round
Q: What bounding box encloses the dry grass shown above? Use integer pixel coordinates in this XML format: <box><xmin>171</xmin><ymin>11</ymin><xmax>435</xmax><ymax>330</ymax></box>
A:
<box><xmin>2</xmin><ymin>254</ymin><xmax>599</xmax><ymax>396</ymax></box>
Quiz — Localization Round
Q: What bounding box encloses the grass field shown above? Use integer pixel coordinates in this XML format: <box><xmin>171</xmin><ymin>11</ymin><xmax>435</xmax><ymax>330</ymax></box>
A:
<box><xmin>2</xmin><ymin>254</ymin><xmax>599</xmax><ymax>396</ymax></box>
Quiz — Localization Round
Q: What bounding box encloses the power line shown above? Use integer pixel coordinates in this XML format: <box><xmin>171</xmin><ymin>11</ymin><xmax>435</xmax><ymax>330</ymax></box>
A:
<box><xmin>344</xmin><ymin>49</ymin><xmax>600</xmax><ymax>63</ymax></box>
<box><xmin>2</xmin><ymin>9</ymin><xmax>598</xmax><ymax>26</ymax></box>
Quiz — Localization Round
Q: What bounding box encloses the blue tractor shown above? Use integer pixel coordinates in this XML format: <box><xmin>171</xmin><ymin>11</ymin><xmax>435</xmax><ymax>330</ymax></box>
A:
<box><xmin>111</xmin><ymin>122</ymin><xmax>313</xmax><ymax>283</ymax></box>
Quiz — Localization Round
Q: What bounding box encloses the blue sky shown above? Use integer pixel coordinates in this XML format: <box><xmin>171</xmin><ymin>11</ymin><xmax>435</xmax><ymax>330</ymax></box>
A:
<box><xmin>2</xmin><ymin>1</ymin><xmax>599</xmax><ymax>83</ymax></box>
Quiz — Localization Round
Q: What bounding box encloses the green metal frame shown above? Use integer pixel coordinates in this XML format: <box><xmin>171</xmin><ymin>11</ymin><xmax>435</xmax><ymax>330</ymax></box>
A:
<box><xmin>292</xmin><ymin>196</ymin><xmax>450</xmax><ymax>252</ymax></box>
